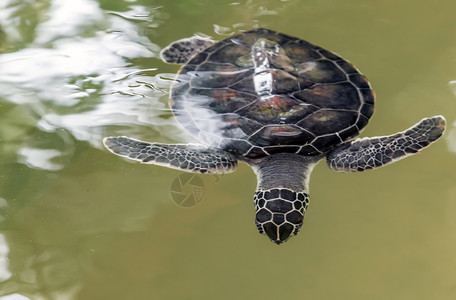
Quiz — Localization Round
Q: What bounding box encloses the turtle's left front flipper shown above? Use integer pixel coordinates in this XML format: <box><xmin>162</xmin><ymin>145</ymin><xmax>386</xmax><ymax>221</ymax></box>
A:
<box><xmin>327</xmin><ymin>115</ymin><xmax>446</xmax><ymax>172</ymax></box>
<box><xmin>103</xmin><ymin>136</ymin><xmax>237</xmax><ymax>174</ymax></box>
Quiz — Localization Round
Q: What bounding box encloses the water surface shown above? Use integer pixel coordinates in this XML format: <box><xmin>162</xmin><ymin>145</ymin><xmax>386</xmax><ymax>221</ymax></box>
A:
<box><xmin>1</xmin><ymin>0</ymin><xmax>456</xmax><ymax>299</ymax></box>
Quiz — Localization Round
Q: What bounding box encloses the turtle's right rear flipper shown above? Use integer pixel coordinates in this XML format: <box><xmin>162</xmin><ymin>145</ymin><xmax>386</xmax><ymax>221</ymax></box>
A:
<box><xmin>103</xmin><ymin>136</ymin><xmax>237</xmax><ymax>174</ymax></box>
<box><xmin>160</xmin><ymin>37</ymin><xmax>215</xmax><ymax>64</ymax></box>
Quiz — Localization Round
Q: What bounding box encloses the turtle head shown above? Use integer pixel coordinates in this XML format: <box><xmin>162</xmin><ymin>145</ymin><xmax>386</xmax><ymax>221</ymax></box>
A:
<box><xmin>254</xmin><ymin>188</ymin><xmax>309</xmax><ymax>245</ymax></box>
<box><xmin>250</xmin><ymin>152</ymin><xmax>319</xmax><ymax>244</ymax></box>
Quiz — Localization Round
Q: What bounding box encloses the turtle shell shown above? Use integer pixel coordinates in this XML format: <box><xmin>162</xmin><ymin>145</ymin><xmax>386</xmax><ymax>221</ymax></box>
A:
<box><xmin>170</xmin><ymin>28</ymin><xmax>374</xmax><ymax>158</ymax></box>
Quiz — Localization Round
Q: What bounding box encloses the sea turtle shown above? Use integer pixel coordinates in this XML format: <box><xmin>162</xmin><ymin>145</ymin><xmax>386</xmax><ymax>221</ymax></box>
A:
<box><xmin>103</xmin><ymin>28</ymin><xmax>446</xmax><ymax>244</ymax></box>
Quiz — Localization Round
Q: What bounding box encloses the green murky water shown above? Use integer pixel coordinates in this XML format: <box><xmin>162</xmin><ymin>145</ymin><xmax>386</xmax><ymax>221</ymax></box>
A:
<box><xmin>1</xmin><ymin>0</ymin><xmax>456</xmax><ymax>299</ymax></box>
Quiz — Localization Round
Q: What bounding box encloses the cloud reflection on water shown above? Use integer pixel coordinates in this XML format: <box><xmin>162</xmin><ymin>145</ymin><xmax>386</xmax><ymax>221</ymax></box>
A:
<box><xmin>0</xmin><ymin>234</ymin><xmax>11</xmax><ymax>282</ymax></box>
<box><xmin>0</xmin><ymin>294</ymin><xmax>31</xmax><ymax>300</ymax></box>
<box><xmin>0</xmin><ymin>0</ymin><xmax>182</xmax><ymax>172</ymax></box>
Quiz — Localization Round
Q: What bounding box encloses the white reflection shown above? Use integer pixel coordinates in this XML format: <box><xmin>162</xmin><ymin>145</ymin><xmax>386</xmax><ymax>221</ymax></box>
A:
<box><xmin>109</xmin><ymin>5</ymin><xmax>154</xmax><ymax>21</ymax></box>
<box><xmin>0</xmin><ymin>198</ymin><xmax>7</xmax><ymax>209</ymax></box>
<box><xmin>0</xmin><ymin>295</ymin><xmax>31</xmax><ymax>300</ymax></box>
<box><xmin>0</xmin><ymin>33</ymin><xmax>154</xmax><ymax>105</ymax></box>
<box><xmin>0</xmin><ymin>234</ymin><xmax>12</xmax><ymax>282</ymax></box>
<box><xmin>213</xmin><ymin>24</ymin><xmax>235</xmax><ymax>36</ymax></box>
<box><xmin>0</xmin><ymin>0</ymin><xmax>182</xmax><ymax>173</ymax></box>
<box><xmin>35</xmin><ymin>0</ymin><xmax>103</xmax><ymax>45</ymax></box>
<box><xmin>18</xmin><ymin>148</ymin><xmax>64</xmax><ymax>171</ymax></box>
<box><xmin>446</xmin><ymin>120</ymin><xmax>456</xmax><ymax>153</ymax></box>
<box><xmin>0</xmin><ymin>0</ymin><xmax>159</xmax><ymax>103</ymax></box>
<box><xmin>0</xmin><ymin>1</ymin><xmax>35</xmax><ymax>45</ymax></box>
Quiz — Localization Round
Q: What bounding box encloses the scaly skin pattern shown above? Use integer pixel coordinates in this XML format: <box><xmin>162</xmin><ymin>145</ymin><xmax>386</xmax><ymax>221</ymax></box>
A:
<box><xmin>254</xmin><ymin>188</ymin><xmax>309</xmax><ymax>244</ymax></box>
<box><xmin>103</xmin><ymin>136</ymin><xmax>237</xmax><ymax>174</ymax></box>
<box><xmin>160</xmin><ymin>37</ymin><xmax>215</xmax><ymax>64</ymax></box>
<box><xmin>326</xmin><ymin>116</ymin><xmax>446</xmax><ymax>172</ymax></box>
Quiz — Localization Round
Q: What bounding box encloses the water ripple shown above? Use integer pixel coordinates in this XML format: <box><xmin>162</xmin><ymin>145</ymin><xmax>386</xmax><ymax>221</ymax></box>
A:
<box><xmin>0</xmin><ymin>0</ymin><xmax>184</xmax><ymax>172</ymax></box>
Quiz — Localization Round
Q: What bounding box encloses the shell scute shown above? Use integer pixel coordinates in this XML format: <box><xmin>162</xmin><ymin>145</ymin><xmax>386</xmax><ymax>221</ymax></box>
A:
<box><xmin>208</xmin><ymin>43</ymin><xmax>251</xmax><ymax>64</ymax></box>
<box><xmin>229</xmin><ymin>74</ymin><xmax>256</xmax><ymax>94</ymax></box>
<box><xmin>294</xmin><ymin>60</ymin><xmax>347</xmax><ymax>83</ymax></box>
<box><xmin>263</xmin><ymin>145</ymin><xmax>300</xmax><ymax>155</ymax></box>
<box><xmin>238</xmin><ymin>117</ymin><xmax>263</xmax><ymax>136</ymax></box>
<box><xmin>293</xmin><ymin>82</ymin><xmax>361</xmax><ymax>110</ymax></box>
<box><xmin>190</xmin><ymin>88</ymin><xmax>256</xmax><ymax>114</ymax></box>
<box><xmin>360</xmin><ymin>88</ymin><xmax>375</xmax><ymax>105</ymax></box>
<box><xmin>283</xmin><ymin>41</ymin><xmax>322</xmax><ymax>61</ymax></box>
<box><xmin>348</xmin><ymin>73</ymin><xmax>370</xmax><ymax>88</ymax></box>
<box><xmin>317</xmin><ymin>48</ymin><xmax>342</xmax><ymax>60</ymax></box>
<box><xmin>311</xmin><ymin>134</ymin><xmax>341</xmax><ymax>152</ymax></box>
<box><xmin>248</xmin><ymin>125</ymin><xmax>314</xmax><ymax>147</ymax></box>
<box><xmin>190</xmin><ymin>70</ymin><xmax>248</xmax><ymax>89</ymax></box>
<box><xmin>336</xmin><ymin>60</ymin><xmax>359</xmax><ymax>74</ymax></box>
<box><xmin>360</xmin><ymin>103</ymin><xmax>374</xmax><ymax>119</ymax></box>
<box><xmin>296</xmin><ymin>110</ymin><xmax>359</xmax><ymax>137</ymax></box>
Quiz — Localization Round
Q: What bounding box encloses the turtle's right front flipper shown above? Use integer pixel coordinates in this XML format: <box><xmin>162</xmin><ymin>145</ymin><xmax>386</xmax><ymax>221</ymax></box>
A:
<box><xmin>326</xmin><ymin>115</ymin><xmax>446</xmax><ymax>172</ymax></box>
<box><xmin>103</xmin><ymin>136</ymin><xmax>237</xmax><ymax>174</ymax></box>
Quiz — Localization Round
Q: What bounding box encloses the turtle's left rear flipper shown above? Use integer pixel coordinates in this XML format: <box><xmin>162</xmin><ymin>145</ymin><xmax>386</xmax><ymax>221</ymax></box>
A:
<box><xmin>103</xmin><ymin>136</ymin><xmax>237</xmax><ymax>174</ymax></box>
<box><xmin>160</xmin><ymin>37</ymin><xmax>215</xmax><ymax>64</ymax></box>
<box><xmin>326</xmin><ymin>115</ymin><xmax>446</xmax><ymax>173</ymax></box>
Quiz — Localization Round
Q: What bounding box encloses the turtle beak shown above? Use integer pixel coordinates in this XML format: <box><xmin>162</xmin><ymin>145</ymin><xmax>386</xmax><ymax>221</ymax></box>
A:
<box><xmin>257</xmin><ymin>216</ymin><xmax>302</xmax><ymax>245</ymax></box>
<box><xmin>273</xmin><ymin>239</ymin><xmax>284</xmax><ymax>245</ymax></box>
